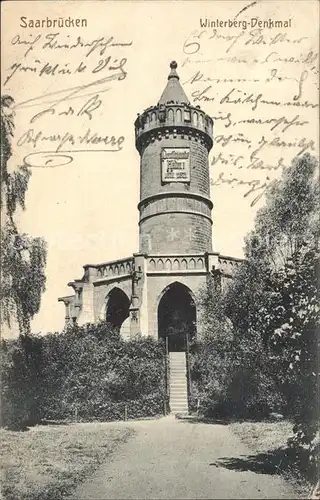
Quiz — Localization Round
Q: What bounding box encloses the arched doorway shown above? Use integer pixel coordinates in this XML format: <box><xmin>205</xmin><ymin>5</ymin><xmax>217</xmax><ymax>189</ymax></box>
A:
<box><xmin>158</xmin><ymin>282</ymin><xmax>196</xmax><ymax>352</ymax></box>
<box><xmin>106</xmin><ymin>288</ymin><xmax>130</xmax><ymax>333</ymax></box>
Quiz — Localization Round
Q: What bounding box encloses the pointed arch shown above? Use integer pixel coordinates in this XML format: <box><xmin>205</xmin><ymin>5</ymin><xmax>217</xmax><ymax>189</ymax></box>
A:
<box><xmin>149</xmin><ymin>258</ymin><xmax>156</xmax><ymax>270</ymax></box>
<box><xmin>181</xmin><ymin>259</ymin><xmax>187</xmax><ymax>270</ymax></box>
<box><xmin>157</xmin><ymin>281</ymin><xmax>196</xmax><ymax>352</ymax></box>
<box><xmin>165</xmin><ymin>259</ymin><xmax>172</xmax><ymax>271</ymax></box>
<box><xmin>196</xmin><ymin>258</ymin><xmax>204</xmax><ymax>269</ymax></box>
<box><xmin>157</xmin><ymin>259</ymin><xmax>164</xmax><ymax>270</ymax></box>
<box><xmin>173</xmin><ymin>259</ymin><xmax>180</xmax><ymax>270</ymax></box>
<box><xmin>105</xmin><ymin>287</ymin><xmax>130</xmax><ymax>332</ymax></box>
<box><xmin>168</xmin><ymin>108</ymin><xmax>174</xmax><ymax>122</ymax></box>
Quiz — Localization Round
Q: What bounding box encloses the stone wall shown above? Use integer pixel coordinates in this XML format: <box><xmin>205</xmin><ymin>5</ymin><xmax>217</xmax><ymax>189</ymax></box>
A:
<box><xmin>139</xmin><ymin>136</ymin><xmax>213</xmax><ymax>253</ymax></box>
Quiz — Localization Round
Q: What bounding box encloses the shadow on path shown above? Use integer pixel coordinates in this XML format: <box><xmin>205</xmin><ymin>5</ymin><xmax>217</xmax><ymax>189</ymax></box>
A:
<box><xmin>175</xmin><ymin>415</ymin><xmax>231</xmax><ymax>425</ymax></box>
<box><xmin>213</xmin><ymin>446</ymin><xmax>309</xmax><ymax>480</ymax></box>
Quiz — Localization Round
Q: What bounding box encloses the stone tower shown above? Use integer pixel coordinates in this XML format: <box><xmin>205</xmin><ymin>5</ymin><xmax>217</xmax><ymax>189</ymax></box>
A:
<box><xmin>135</xmin><ymin>61</ymin><xmax>214</xmax><ymax>255</ymax></box>
<box><xmin>59</xmin><ymin>61</ymin><xmax>241</xmax><ymax>346</ymax></box>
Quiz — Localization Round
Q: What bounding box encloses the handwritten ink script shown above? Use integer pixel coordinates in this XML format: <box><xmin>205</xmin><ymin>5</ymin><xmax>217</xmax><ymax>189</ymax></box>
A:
<box><xmin>182</xmin><ymin>8</ymin><xmax>319</xmax><ymax>207</ymax></box>
<box><xmin>4</xmin><ymin>32</ymin><xmax>132</xmax><ymax>167</ymax></box>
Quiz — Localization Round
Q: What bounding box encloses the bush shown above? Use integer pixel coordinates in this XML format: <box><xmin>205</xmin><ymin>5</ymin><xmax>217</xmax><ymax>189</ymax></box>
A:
<box><xmin>192</xmin><ymin>154</ymin><xmax>319</xmax><ymax>478</ymax></box>
<box><xmin>1</xmin><ymin>322</ymin><xmax>166</xmax><ymax>429</ymax></box>
<box><xmin>1</xmin><ymin>334</ymin><xmax>43</xmax><ymax>429</ymax></box>
<box><xmin>190</xmin><ymin>334</ymin><xmax>284</xmax><ymax>420</ymax></box>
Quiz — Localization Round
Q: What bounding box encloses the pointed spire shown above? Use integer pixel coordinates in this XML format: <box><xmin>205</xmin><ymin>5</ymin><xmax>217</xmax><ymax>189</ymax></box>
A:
<box><xmin>158</xmin><ymin>61</ymin><xmax>190</xmax><ymax>105</ymax></box>
<box><xmin>168</xmin><ymin>60</ymin><xmax>179</xmax><ymax>79</ymax></box>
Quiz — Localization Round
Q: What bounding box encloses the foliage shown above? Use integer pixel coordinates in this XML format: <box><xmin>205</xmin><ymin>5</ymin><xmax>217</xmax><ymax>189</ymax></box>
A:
<box><xmin>260</xmin><ymin>246</ymin><xmax>319</xmax><ymax>470</ymax></box>
<box><xmin>0</xmin><ymin>334</ymin><xmax>43</xmax><ymax>429</ymax></box>
<box><xmin>1</xmin><ymin>323</ymin><xmax>165</xmax><ymax>429</ymax></box>
<box><xmin>233</xmin><ymin>154</ymin><xmax>319</xmax><ymax>465</ymax></box>
<box><xmin>1</xmin><ymin>95</ymin><xmax>47</xmax><ymax>334</ymax></box>
<box><xmin>191</xmin><ymin>281</ymin><xmax>284</xmax><ymax>419</ymax></box>
<box><xmin>194</xmin><ymin>153</ymin><xmax>319</xmax><ymax>471</ymax></box>
<box><xmin>246</xmin><ymin>153</ymin><xmax>319</xmax><ymax>269</ymax></box>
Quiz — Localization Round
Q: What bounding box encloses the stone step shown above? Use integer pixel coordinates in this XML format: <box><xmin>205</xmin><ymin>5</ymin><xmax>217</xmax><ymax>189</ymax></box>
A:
<box><xmin>171</xmin><ymin>406</ymin><xmax>188</xmax><ymax>412</ymax></box>
<box><xmin>169</xmin><ymin>352</ymin><xmax>188</xmax><ymax>414</ymax></box>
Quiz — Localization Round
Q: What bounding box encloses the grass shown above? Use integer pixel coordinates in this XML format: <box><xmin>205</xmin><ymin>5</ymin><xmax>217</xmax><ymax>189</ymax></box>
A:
<box><xmin>229</xmin><ymin>420</ymin><xmax>312</xmax><ymax>498</ymax></box>
<box><xmin>0</xmin><ymin>421</ymin><xmax>134</xmax><ymax>500</ymax></box>
<box><xmin>230</xmin><ymin>420</ymin><xmax>293</xmax><ymax>453</ymax></box>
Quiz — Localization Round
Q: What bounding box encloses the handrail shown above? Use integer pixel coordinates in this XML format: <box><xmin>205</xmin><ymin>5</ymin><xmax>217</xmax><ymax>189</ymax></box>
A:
<box><xmin>164</xmin><ymin>336</ymin><xmax>170</xmax><ymax>414</ymax></box>
<box><xmin>185</xmin><ymin>332</ymin><xmax>192</xmax><ymax>411</ymax></box>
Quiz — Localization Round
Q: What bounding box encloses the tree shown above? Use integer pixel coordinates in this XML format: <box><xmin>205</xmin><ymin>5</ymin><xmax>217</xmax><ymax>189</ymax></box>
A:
<box><xmin>195</xmin><ymin>153</ymin><xmax>318</xmax><ymax>473</ymax></box>
<box><xmin>224</xmin><ymin>153</ymin><xmax>319</xmax><ymax>467</ymax></box>
<box><xmin>261</xmin><ymin>245</ymin><xmax>319</xmax><ymax>470</ymax></box>
<box><xmin>193</xmin><ymin>276</ymin><xmax>283</xmax><ymax>419</ymax></box>
<box><xmin>1</xmin><ymin>95</ymin><xmax>47</xmax><ymax>335</ymax></box>
<box><xmin>246</xmin><ymin>153</ymin><xmax>319</xmax><ymax>269</ymax></box>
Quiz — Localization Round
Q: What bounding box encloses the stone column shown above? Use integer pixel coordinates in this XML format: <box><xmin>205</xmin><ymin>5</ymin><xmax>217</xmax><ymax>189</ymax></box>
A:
<box><xmin>77</xmin><ymin>265</ymin><xmax>98</xmax><ymax>325</ymax></box>
<box><xmin>58</xmin><ymin>298</ymin><xmax>72</xmax><ymax>327</ymax></box>
<box><xmin>129</xmin><ymin>253</ymin><xmax>148</xmax><ymax>337</ymax></box>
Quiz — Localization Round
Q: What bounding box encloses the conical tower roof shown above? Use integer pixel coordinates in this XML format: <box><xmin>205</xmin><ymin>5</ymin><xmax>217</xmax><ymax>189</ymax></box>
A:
<box><xmin>158</xmin><ymin>61</ymin><xmax>190</xmax><ymax>105</ymax></box>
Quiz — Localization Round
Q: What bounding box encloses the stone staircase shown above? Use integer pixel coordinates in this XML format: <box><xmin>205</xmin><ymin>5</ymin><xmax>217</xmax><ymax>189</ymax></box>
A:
<box><xmin>169</xmin><ymin>351</ymin><xmax>188</xmax><ymax>414</ymax></box>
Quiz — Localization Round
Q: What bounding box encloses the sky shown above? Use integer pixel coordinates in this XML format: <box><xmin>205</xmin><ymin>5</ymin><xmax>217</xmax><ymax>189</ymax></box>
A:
<box><xmin>1</xmin><ymin>0</ymin><xmax>319</xmax><ymax>335</ymax></box>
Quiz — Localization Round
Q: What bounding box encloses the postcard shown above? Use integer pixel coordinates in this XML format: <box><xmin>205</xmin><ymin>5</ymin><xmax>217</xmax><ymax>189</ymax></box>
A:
<box><xmin>1</xmin><ymin>1</ymin><xmax>319</xmax><ymax>499</ymax></box>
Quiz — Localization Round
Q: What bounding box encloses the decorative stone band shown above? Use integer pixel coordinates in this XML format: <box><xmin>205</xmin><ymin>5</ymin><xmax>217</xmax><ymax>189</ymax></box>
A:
<box><xmin>81</xmin><ymin>257</ymin><xmax>134</xmax><ymax>283</ymax></box>
<box><xmin>138</xmin><ymin>191</ymin><xmax>213</xmax><ymax>225</ymax></box>
<box><xmin>135</xmin><ymin>125</ymin><xmax>213</xmax><ymax>153</ymax></box>
<box><xmin>146</xmin><ymin>253</ymin><xmax>243</xmax><ymax>276</ymax></box>
<box><xmin>218</xmin><ymin>255</ymin><xmax>243</xmax><ymax>277</ymax></box>
<box><xmin>94</xmin><ymin>257</ymin><xmax>134</xmax><ymax>280</ymax></box>
<box><xmin>147</xmin><ymin>254</ymin><xmax>207</xmax><ymax>273</ymax></box>
<box><xmin>135</xmin><ymin>103</ymin><xmax>213</xmax><ymax>141</ymax></box>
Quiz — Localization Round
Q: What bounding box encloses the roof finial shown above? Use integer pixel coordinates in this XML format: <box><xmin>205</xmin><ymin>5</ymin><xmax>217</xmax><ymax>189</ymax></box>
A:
<box><xmin>168</xmin><ymin>60</ymin><xmax>179</xmax><ymax>80</ymax></box>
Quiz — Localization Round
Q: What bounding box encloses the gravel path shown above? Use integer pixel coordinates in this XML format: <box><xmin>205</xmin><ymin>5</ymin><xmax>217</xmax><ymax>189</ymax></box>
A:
<box><xmin>72</xmin><ymin>415</ymin><xmax>298</xmax><ymax>499</ymax></box>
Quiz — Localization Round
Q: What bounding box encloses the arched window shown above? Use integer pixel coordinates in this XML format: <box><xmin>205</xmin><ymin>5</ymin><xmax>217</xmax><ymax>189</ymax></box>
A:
<box><xmin>193</xmin><ymin>112</ymin><xmax>198</xmax><ymax>126</ymax></box>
